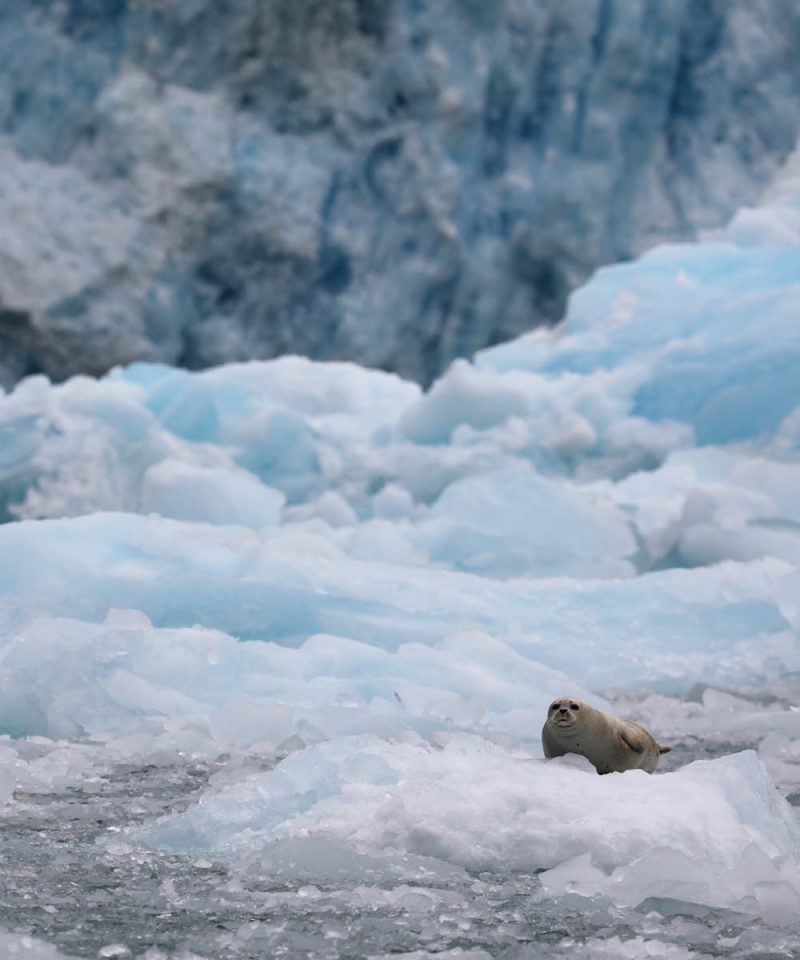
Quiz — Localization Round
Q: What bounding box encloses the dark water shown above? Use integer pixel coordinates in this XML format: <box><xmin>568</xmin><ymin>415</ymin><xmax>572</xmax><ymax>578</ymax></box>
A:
<box><xmin>1</xmin><ymin>737</ymin><xmax>799</xmax><ymax>960</ymax></box>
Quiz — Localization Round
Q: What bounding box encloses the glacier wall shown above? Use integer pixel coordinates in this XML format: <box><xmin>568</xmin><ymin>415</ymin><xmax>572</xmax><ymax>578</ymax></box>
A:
<box><xmin>1</xmin><ymin>0</ymin><xmax>800</xmax><ymax>387</ymax></box>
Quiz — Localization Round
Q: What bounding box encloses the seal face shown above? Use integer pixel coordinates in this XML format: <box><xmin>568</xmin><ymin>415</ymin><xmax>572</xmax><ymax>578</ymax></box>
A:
<box><xmin>542</xmin><ymin>696</ymin><xmax>671</xmax><ymax>774</ymax></box>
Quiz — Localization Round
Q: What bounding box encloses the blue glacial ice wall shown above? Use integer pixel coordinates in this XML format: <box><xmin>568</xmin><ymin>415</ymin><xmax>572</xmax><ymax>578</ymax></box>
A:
<box><xmin>1</xmin><ymin>0</ymin><xmax>800</xmax><ymax>387</ymax></box>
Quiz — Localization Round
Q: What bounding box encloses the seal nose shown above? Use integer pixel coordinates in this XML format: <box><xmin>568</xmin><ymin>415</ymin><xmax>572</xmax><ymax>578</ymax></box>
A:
<box><xmin>558</xmin><ymin>707</ymin><xmax>569</xmax><ymax>715</ymax></box>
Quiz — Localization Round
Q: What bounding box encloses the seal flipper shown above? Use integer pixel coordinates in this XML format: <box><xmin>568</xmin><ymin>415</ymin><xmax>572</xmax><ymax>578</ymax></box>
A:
<box><xmin>657</xmin><ymin>742</ymin><xmax>672</xmax><ymax>754</ymax></box>
<box><xmin>620</xmin><ymin>729</ymin><xmax>646</xmax><ymax>753</ymax></box>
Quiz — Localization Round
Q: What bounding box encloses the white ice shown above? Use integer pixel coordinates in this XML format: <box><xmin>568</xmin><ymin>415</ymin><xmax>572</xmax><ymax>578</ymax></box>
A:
<box><xmin>133</xmin><ymin>736</ymin><xmax>800</xmax><ymax>921</ymax></box>
<box><xmin>0</xmin><ymin>141</ymin><xmax>800</xmax><ymax>923</ymax></box>
<box><xmin>0</xmin><ymin>932</ymin><xmax>76</xmax><ymax>959</ymax></box>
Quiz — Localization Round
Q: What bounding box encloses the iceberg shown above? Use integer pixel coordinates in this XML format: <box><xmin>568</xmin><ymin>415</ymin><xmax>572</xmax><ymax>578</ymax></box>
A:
<box><xmin>0</xmin><ymin>609</ymin><xmax>588</xmax><ymax>751</ymax></box>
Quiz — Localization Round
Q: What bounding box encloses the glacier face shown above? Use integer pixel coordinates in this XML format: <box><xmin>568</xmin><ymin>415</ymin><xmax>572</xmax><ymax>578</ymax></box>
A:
<box><xmin>2</xmin><ymin>0</ymin><xmax>800</xmax><ymax>387</ymax></box>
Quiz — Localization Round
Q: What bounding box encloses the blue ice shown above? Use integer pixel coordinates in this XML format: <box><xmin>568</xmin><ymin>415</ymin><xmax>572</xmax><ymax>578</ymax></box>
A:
<box><xmin>0</xmin><ymin>146</ymin><xmax>799</xmax><ymax>918</ymax></box>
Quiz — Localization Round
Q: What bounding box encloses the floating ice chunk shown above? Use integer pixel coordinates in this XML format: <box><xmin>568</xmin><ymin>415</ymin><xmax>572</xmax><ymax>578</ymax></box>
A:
<box><xmin>758</xmin><ymin>732</ymin><xmax>800</xmax><ymax>795</ymax></box>
<box><xmin>313</xmin><ymin>491</ymin><xmax>358</xmax><ymax>527</ymax></box>
<box><xmin>141</xmin><ymin>458</ymin><xmax>285</xmax><ymax>529</ymax></box>
<box><xmin>476</xmin><ymin>236</ymin><xmax>800</xmax><ymax>449</ymax></box>
<box><xmin>753</xmin><ymin>878</ymin><xmax>800</xmax><ymax>927</ymax></box>
<box><xmin>0</xmin><ymin>371</ymin><xmax>241</xmax><ymax>523</ymax></box>
<box><xmin>371</xmin><ymin>950</ymin><xmax>492</xmax><ymax>960</ymax></box>
<box><xmin>103</xmin><ymin>608</ymin><xmax>153</xmax><ymax>630</ymax></box>
<box><xmin>422</xmin><ymin>465</ymin><xmax>636</xmax><ymax>578</ymax></box>
<box><xmin>399</xmin><ymin>360</ymin><xmax>531</xmax><ymax>444</ymax></box>
<box><xmin>731</xmin><ymin>457</ymin><xmax>800</xmax><ymax>523</ymax></box>
<box><xmin>345</xmin><ymin>520</ymin><xmax>428</xmax><ymax>566</ymax></box>
<box><xmin>700</xmin><ymin>689</ymin><xmax>753</xmax><ymax>712</ymax></box>
<box><xmin>372</xmin><ymin>483</ymin><xmax>415</xmax><ymax>520</ymax></box>
<box><xmin>546</xmin><ymin>753</ymin><xmax>597</xmax><ymax>775</ymax></box>
<box><xmin>234</xmin><ymin>407</ymin><xmax>323</xmax><ymax>503</ymax></box>
<box><xmin>0</xmin><ymin>353</ymin><xmax>424</xmax><ymax>521</ymax></box>
<box><xmin>2</xmin><ymin>279</ymin><xmax>799</xmax><ymax>561</ymax></box>
<box><xmin>540</xmin><ymin>752</ymin><xmax>800</xmax><ymax>918</ymax></box>
<box><xmin>15</xmin><ymin>740</ymin><xmax>100</xmax><ymax>794</ymax></box>
<box><xmin>622</xmin><ymin>686</ymin><xmax>800</xmax><ymax>792</ymax></box>
<box><xmin>121</xmin><ymin>356</ymin><xmax>420</xmax><ymax>443</ymax></box>
<box><xmin>209</xmin><ymin>701</ymin><xmax>294</xmax><ymax>752</ymax></box>
<box><xmin>241</xmin><ymin>836</ymin><xmax>468</xmax><ymax>887</ymax></box>
<box><xmin>610</xmin><ymin>448</ymin><xmax>800</xmax><ymax>569</ymax></box>
<box><xmin>134</xmin><ymin>736</ymin><xmax>800</xmax><ymax>918</ymax></box>
<box><xmin>96</xmin><ymin>945</ymin><xmax>131</xmax><ymax>960</ymax></box>
<box><xmin>553</xmin><ymin>935</ymin><xmax>699</xmax><ymax>959</ymax></box>
<box><xmin>0</xmin><ymin>743</ymin><xmax>23</xmax><ymax>804</ymax></box>
<box><xmin>0</xmin><ymin>932</ymin><xmax>77</xmax><ymax>959</ymax></box>
<box><xmin>0</xmin><ymin>735</ymin><xmax>126</xmax><ymax>801</ymax></box>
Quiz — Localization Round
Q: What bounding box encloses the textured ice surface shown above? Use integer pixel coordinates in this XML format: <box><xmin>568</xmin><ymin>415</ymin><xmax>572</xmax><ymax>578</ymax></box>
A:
<box><xmin>0</xmin><ymin>135</ymin><xmax>799</xmax><ymax>957</ymax></box>
<box><xmin>0</xmin><ymin>934</ymin><xmax>76</xmax><ymax>959</ymax></box>
<box><xmin>141</xmin><ymin>458</ymin><xmax>285</xmax><ymax>530</ymax></box>
<box><xmin>0</xmin><ymin>516</ymin><xmax>794</xmax><ymax>691</ymax></box>
<box><xmin>136</xmin><ymin>738</ymin><xmax>800</xmax><ymax>919</ymax></box>
<box><xmin>552</xmin><ymin>940</ymin><xmax>700</xmax><ymax>960</ymax></box>
<box><xmin>1</xmin><ymin>146</ymin><xmax>799</xmax><ymax>583</ymax></box>
<box><xmin>2</xmin><ymin>2</ymin><xmax>800</xmax><ymax>386</ymax></box>
<box><xmin>0</xmin><ymin>610</ymin><xmax>590</xmax><ymax>752</ymax></box>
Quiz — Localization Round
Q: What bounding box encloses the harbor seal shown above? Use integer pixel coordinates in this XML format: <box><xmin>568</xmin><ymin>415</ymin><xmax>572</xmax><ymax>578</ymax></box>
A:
<box><xmin>542</xmin><ymin>696</ymin><xmax>671</xmax><ymax>774</ymax></box>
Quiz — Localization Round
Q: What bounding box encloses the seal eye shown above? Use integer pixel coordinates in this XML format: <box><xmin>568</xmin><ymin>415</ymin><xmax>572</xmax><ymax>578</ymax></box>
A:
<box><xmin>549</xmin><ymin>702</ymin><xmax>559</xmax><ymax>712</ymax></box>
<box><xmin>570</xmin><ymin>703</ymin><xmax>580</xmax><ymax>710</ymax></box>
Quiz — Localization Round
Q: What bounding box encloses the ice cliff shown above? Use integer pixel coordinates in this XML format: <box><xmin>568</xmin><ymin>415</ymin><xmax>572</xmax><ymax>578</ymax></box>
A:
<box><xmin>1</xmin><ymin>0</ymin><xmax>800</xmax><ymax>387</ymax></box>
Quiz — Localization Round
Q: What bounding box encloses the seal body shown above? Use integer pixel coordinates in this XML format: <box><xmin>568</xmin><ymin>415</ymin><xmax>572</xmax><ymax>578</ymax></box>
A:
<box><xmin>542</xmin><ymin>696</ymin><xmax>671</xmax><ymax>774</ymax></box>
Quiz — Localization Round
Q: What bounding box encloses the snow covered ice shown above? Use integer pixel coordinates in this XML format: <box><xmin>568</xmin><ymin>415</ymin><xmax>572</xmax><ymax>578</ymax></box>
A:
<box><xmin>1</xmin><ymin>151</ymin><xmax>800</xmax><ymax>958</ymax></box>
